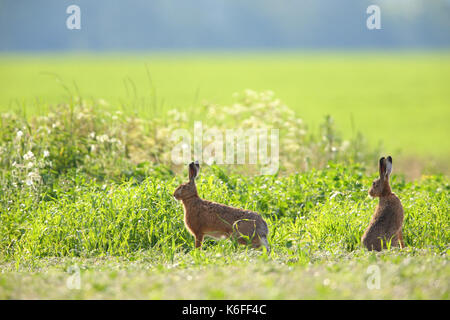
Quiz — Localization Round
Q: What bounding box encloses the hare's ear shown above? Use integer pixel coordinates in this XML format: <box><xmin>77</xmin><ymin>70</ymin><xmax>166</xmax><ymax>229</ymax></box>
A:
<box><xmin>385</xmin><ymin>156</ymin><xmax>393</xmax><ymax>177</ymax></box>
<box><xmin>188</xmin><ymin>161</ymin><xmax>199</xmax><ymax>182</ymax></box>
<box><xmin>379</xmin><ymin>157</ymin><xmax>386</xmax><ymax>178</ymax></box>
<box><xmin>194</xmin><ymin>160</ymin><xmax>200</xmax><ymax>175</ymax></box>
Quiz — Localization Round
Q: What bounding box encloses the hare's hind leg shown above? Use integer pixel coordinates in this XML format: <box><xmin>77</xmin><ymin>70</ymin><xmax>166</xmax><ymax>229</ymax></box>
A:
<box><xmin>364</xmin><ymin>238</ymin><xmax>382</xmax><ymax>251</ymax></box>
<box><xmin>398</xmin><ymin>230</ymin><xmax>405</xmax><ymax>249</ymax></box>
<box><xmin>251</xmin><ymin>236</ymin><xmax>261</xmax><ymax>248</ymax></box>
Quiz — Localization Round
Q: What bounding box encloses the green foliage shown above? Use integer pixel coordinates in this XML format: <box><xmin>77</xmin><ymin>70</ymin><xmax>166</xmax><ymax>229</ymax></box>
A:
<box><xmin>0</xmin><ymin>164</ymin><xmax>448</xmax><ymax>263</ymax></box>
<box><xmin>0</xmin><ymin>164</ymin><xmax>448</xmax><ymax>299</ymax></box>
<box><xmin>199</xmin><ymin>90</ymin><xmax>377</xmax><ymax>173</ymax></box>
<box><xmin>0</xmin><ymin>90</ymin><xmax>377</xmax><ymax>201</ymax></box>
<box><xmin>0</xmin><ymin>102</ymin><xmax>177</xmax><ymax>196</ymax></box>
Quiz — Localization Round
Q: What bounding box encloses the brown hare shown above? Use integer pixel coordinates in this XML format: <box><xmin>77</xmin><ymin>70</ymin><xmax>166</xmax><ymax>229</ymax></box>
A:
<box><xmin>361</xmin><ymin>156</ymin><xmax>405</xmax><ymax>251</ymax></box>
<box><xmin>173</xmin><ymin>161</ymin><xmax>269</xmax><ymax>250</ymax></box>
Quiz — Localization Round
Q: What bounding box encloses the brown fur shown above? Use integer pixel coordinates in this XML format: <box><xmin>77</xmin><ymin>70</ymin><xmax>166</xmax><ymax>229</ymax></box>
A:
<box><xmin>174</xmin><ymin>162</ymin><xmax>269</xmax><ymax>249</ymax></box>
<box><xmin>362</xmin><ymin>156</ymin><xmax>405</xmax><ymax>251</ymax></box>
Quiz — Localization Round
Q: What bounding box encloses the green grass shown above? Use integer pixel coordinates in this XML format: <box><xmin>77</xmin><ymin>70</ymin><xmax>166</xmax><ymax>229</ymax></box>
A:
<box><xmin>0</xmin><ymin>251</ymin><xmax>448</xmax><ymax>299</ymax></box>
<box><xmin>1</xmin><ymin>52</ymin><xmax>449</xmax><ymax>159</ymax></box>
<box><xmin>2</xmin><ymin>165</ymin><xmax>449</xmax><ymax>259</ymax></box>
<box><xmin>0</xmin><ymin>52</ymin><xmax>449</xmax><ymax>299</ymax></box>
<box><xmin>0</xmin><ymin>165</ymin><xmax>448</xmax><ymax>299</ymax></box>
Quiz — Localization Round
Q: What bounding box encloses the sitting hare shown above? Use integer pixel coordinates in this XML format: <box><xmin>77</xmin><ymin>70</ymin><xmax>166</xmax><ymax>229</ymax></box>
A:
<box><xmin>173</xmin><ymin>161</ymin><xmax>269</xmax><ymax>250</ymax></box>
<box><xmin>361</xmin><ymin>156</ymin><xmax>405</xmax><ymax>251</ymax></box>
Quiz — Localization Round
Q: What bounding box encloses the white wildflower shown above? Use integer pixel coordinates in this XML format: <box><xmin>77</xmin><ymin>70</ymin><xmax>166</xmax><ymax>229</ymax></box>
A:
<box><xmin>23</xmin><ymin>151</ymin><xmax>34</xmax><ymax>161</ymax></box>
<box><xmin>340</xmin><ymin>141</ymin><xmax>350</xmax><ymax>151</ymax></box>
<box><xmin>25</xmin><ymin>171</ymin><xmax>40</xmax><ymax>186</ymax></box>
<box><xmin>97</xmin><ymin>134</ymin><xmax>109</xmax><ymax>143</ymax></box>
<box><xmin>16</xmin><ymin>130</ymin><xmax>23</xmax><ymax>139</ymax></box>
<box><xmin>76</xmin><ymin>112</ymin><xmax>85</xmax><ymax>120</ymax></box>
<box><xmin>43</xmin><ymin>150</ymin><xmax>50</xmax><ymax>158</ymax></box>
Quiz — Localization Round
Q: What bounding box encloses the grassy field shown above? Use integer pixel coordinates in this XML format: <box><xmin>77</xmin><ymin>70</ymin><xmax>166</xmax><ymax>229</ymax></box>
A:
<box><xmin>0</xmin><ymin>52</ymin><xmax>449</xmax><ymax>162</ymax></box>
<box><xmin>0</xmin><ymin>52</ymin><xmax>449</xmax><ymax>299</ymax></box>
<box><xmin>0</xmin><ymin>165</ymin><xmax>448</xmax><ymax>299</ymax></box>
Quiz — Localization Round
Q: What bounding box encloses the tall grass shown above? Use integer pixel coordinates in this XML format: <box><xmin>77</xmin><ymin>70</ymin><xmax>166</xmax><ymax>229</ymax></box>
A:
<box><xmin>0</xmin><ymin>90</ymin><xmax>448</xmax><ymax>299</ymax></box>
<box><xmin>0</xmin><ymin>92</ymin><xmax>447</xmax><ymax>265</ymax></box>
<box><xmin>0</xmin><ymin>90</ymin><xmax>377</xmax><ymax>194</ymax></box>
<box><xmin>1</xmin><ymin>163</ymin><xmax>447</xmax><ymax>264</ymax></box>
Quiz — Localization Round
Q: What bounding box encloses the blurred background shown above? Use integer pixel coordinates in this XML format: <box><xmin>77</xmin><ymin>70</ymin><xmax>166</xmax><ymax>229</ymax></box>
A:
<box><xmin>1</xmin><ymin>0</ymin><xmax>449</xmax><ymax>51</ymax></box>
<box><xmin>0</xmin><ymin>0</ymin><xmax>449</xmax><ymax>176</ymax></box>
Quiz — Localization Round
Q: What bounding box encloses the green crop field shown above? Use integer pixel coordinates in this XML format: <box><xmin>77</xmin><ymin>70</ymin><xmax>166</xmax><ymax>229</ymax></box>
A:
<box><xmin>1</xmin><ymin>53</ymin><xmax>449</xmax><ymax>161</ymax></box>
<box><xmin>0</xmin><ymin>52</ymin><xmax>449</xmax><ymax>299</ymax></box>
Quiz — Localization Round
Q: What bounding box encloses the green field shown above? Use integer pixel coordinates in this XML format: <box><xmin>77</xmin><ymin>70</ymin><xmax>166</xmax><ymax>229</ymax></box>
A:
<box><xmin>0</xmin><ymin>52</ymin><xmax>449</xmax><ymax>299</ymax></box>
<box><xmin>1</xmin><ymin>53</ymin><xmax>449</xmax><ymax>163</ymax></box>
<box><xmin>0</xmin><ymin>166</ymin><xmax>449</xmax><ymax>299</ymax></box>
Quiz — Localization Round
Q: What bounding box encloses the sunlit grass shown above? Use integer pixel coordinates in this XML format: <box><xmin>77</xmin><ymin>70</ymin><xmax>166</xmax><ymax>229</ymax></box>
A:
<box><xmin>0</xmin><ymin>53</ymin><xmax>449</xmax><ymax>299</ymax></box>
<box><xmin>0</xmin><ymin>163</ymin><xmax>448</xmax><ymax>299</ymax></box>
<box><xmin>0</xmin><ymin>52</ymin><xmax>449</xmax><ymax>158</ymax></box>
<box><xmin>0</xmin><ymin>249</ymin><xmax>448</xmax><ymax>299</ymax></box>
